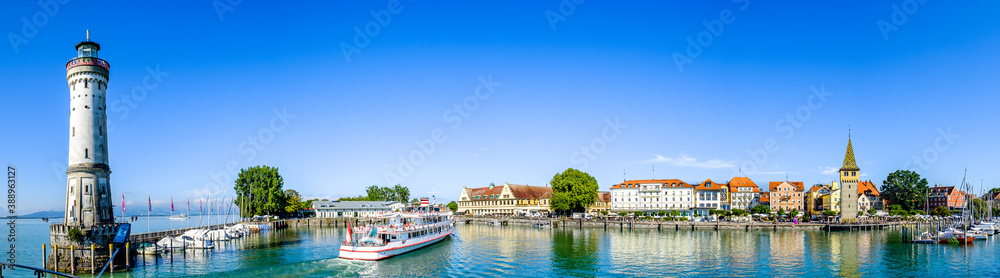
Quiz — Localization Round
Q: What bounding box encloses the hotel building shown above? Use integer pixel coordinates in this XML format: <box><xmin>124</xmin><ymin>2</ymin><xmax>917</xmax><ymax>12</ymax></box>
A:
<box><xmin>728</xmin><ymin>177</ymin><xmax>760</xmax><ymax>210</ymax></box>
<box><xmin>769</xmin><ymin>181</ymin><xmax>805</xmax><ymax>213</ymax></box>
<box><xmin>693</xmin><ymin>179</ymin><xmax>726</xmax><ymax>215</ymax></box>
<box><xmin>610</xmin><ymin>179</ymin><xmax>694</xmax><ymax>211</ymax></box>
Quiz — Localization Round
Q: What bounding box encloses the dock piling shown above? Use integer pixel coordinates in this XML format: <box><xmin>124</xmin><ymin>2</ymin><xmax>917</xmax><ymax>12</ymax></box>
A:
<box><xmin>42</xmin><ymin>244</ymin><xmax>46</xmax><ymax>271</ymax></box>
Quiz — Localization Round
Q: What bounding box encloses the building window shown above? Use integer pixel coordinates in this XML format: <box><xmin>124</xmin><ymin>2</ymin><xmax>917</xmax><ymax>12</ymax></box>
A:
<box><xmin>85</xmin><ymin>148</ymin><xmax>89</xmax><ymax>158</ymax></box>
<box><xmin>72</xmin><ymin>127</ymin><xmax>75</xmax><ymax>137</ymax></box>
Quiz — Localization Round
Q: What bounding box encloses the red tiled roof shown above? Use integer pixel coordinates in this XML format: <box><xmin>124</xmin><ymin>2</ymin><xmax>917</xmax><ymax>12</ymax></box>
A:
<box><xmin>466</xmin><ymin>185</ymin><xmax>504</xmax><ymax>199</ymax></box>
<box><xmin>728</xmin><ymin>177</ymin><xmax>757</xmax><ymax>187</ymax></box>
<box><xmin>858</xmin><ymin>180</ymin><xmax>879</xmax><ymax>196</ymax></box>
<box><xmin>809</xmin><ymin>185</ymin><xmax>825</xmax><ymax>193</ymax></box>
<box><xmin>596</xmin><ymin>191</ymin><xmax>611</xmax><ymax>202</ymax></box>
<box><xmin>611</xmin><ymin>179</ymin><xmax>691</xmax><ymax>189</ymax></box>
<box><xmin>508</xmin><ymin>184</ymin><xmax>553</xmax><ymax>199</ymax></box>
<box><xmin>769</xmin><ymin>181</ymin><xmax>804</xmax><ymax>192</ymax></box>
<box><xmin>694</xmin><ymin>179</ymin><xmax>726</xmax><ymax>190</ymax></box>
<box><xmin>759</xmin><ymin>193</ymin><xmax>770</xmax><ymax>202</ymax></box>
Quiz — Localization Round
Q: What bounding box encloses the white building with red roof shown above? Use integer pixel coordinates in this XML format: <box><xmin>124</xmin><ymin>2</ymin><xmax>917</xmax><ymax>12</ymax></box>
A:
<box><xmin>611</xmin><ymin>179</ymin><xmax>694</xmax><ymax>212</ymax></box>
<box><xmin>728</xmin><ymin>177</ymin><xmax>760</xmax><ymax>211</ymax></box>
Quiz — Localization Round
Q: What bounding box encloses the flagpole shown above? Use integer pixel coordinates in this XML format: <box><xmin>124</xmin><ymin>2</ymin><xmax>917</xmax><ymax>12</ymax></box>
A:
<box><xmin>147</xmin><ymin>194</ymin><xmax>151</xmax><ymax>234</ymax></box>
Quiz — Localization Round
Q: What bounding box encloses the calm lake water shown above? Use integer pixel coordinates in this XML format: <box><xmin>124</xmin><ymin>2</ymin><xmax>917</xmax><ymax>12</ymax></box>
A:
<box><xmin>8</xmin><ymin>217</ymin><xmax>1000</xmax><ymax>277</ymax></box>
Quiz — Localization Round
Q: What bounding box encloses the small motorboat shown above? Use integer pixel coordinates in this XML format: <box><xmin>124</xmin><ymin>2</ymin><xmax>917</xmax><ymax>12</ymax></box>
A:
<box><xmin>138</xmin><ymin>243</ymin><xmax>165</xmax><ymax>255</ymax></box>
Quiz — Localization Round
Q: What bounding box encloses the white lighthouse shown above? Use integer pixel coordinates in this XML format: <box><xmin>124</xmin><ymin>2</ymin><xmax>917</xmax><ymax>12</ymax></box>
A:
<box><xmin>64</xmin><ymin>30</ymin><xmax>114</xmax><ymax>226</ymax></box>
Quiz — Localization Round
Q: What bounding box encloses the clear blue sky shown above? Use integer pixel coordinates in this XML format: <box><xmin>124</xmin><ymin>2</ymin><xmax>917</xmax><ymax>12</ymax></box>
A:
<box><xmin>2</xmin><ymin>1</ymin><xmax>999</xmax><ymax>214</ymax></box>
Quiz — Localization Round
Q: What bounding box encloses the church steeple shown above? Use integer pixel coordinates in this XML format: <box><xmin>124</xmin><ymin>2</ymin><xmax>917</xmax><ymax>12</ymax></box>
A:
<box><xmin>840</xmin><ymin>136</ymin><xmax>859</xmax><ymax>171</ymax></box>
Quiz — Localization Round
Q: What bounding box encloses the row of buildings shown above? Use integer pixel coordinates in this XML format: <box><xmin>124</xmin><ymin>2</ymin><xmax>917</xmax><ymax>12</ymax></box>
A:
<box><xmin>453</xmin><ymin>137</ymin><xmax>878</xmax><ymax>220</ymax></box>
<box><xmin>315</xmin><ymin>137</ymin><xmax>974</xmax><ymax>219</ymax></box>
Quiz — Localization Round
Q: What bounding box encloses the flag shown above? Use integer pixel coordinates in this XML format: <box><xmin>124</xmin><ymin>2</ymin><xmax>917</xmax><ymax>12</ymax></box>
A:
<box><xmin>200</xmin><ymin>199</ymin><xmax>203</xmax><ymax>212</ymax></box>
<box><xmin>171</xmin><ymin>197</ymin><xmax>175</xmax><ymax>212</ymax></box>
<box><xmin>148</xmin><ymin>194</ymin><xmax>152</xmax><ymax>212</ymax></box>
<box><xmin>187</xmin><ymin>198</ymin><xmax>190</xmax><ymax>213</ymax></box>
<box><xmin>122</xmin><ymin>193</ymin><xmax>125</xmax><ymax>214</ymax></box>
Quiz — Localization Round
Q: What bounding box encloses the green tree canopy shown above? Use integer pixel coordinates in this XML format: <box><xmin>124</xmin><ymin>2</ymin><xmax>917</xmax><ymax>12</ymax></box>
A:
<box><xmin>880</xmin><ymin>170</ymin><xmax>929</xmax><ymax>211</ymax></box>
<box><xmin>446</xmin><ymin>201</ymin><xmax>458</xmax><ymax>212</ymax></box>
<box><xmin>234</xmin><ymin>165</ymin><xmax>286</xmax><ymax>217</ymax></box>
<box><xmin>549</xmin><ymin>168</ymin><xmax>599</xmax><ymax>215</ymax></box>
<box><xmin>338</xmin><ymin>184</ymin><xmax>412</xmax><ymax>203</ymax></box>
<box><xmin>750</xmin><ymin>205</ymin><xmax>770</xmax><ymax>215</ymax></box>
<box><xmin>284</xmin><ymin>189</ymin><xmax>304</xmax><ymax>214</ymax></box>
<box><xmin>822</xmin><ymin>210</ymin><xmax>838</xmax><ymax>217</ymax></box>
<box><xmin>931</xmin><ymin>206</ymin><xmax>950</xmax><ymax>217</ymax></box>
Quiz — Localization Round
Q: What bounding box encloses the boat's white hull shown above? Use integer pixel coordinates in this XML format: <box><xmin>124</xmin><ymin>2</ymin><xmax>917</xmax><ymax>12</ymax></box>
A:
<box><xmin>339</xmin><ymin>229</ymin><xmax>453</xmax><ymax>261</ymax></box>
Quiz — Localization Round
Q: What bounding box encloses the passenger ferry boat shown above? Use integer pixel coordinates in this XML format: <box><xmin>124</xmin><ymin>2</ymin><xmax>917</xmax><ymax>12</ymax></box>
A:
<box><xmin>338</xmin><ymin>198</ymin><xmax>454</xmax><ymax>260</ymax></box>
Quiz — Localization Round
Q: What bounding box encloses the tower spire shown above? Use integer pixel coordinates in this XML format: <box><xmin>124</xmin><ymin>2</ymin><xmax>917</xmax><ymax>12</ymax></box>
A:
<box><xmin>86</xmin><ymin>30</ymin><xmax>90</xmax><ymax>41</ymax></box>
<box><xmin>840</xmin><ymin>133</ymin><xmax>859</xmax><ymax>171</ymax></box>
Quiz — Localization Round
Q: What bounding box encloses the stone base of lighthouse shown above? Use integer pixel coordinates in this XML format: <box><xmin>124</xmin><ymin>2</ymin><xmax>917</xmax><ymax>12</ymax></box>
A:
<box><xmin>47</xmin><ymin>224</ymin><xmax>135</xmax><ymax>274</ymax></box>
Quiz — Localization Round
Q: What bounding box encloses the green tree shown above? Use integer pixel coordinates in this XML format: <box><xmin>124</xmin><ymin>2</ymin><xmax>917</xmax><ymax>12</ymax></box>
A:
<box><xmin>234</xmin><ymin>165</ymin><xmax>286</xmax><ymax>217</ymax></box>
<box><xmin>822</xmin><ymin>210</ymin><xmax>838</xmax><ymax>217</ymax></box>
<box><xmin>446</xmin><ymin>201</ymin><xmax>458</xmax><ymax>212</ymax></box>
<box><xmin>880</xmin><ymin>170</ymin><xmax>929</xmax><ymax>211</ymax></box>
<box><xmin>731</xmin><ymin>209</ymin><xmax>747</xmax><ymax>216</ymax></box>
<box><xmin>931</xmin><ymin>206</ymin><xmax>950</xmax><ymax>217</ymax></box>
<box><xmin>972</xmin><ymin>199</ymin><xmax>989</xmax><ymax>219</ymax></box>
<box><xmin>777</xmin><ymin>208</ymin><xmax>786</xmax><ymax>216</ymax></box>
<box><xmin>867</xmin><ymin>208</ymin><xmax>877</xmax><ymax>216</ymax></box>
<box><xmin>283</xmin><ymin>189</ymin><xmax>304</xmax><ymax>215</ymax></box>
<box><xmin>618</xmin><ymin>212</ymin><xmax>627</xmax><ymax>217</ymax></box>
<box><xmin>600</xmin><ymin>211</ymin><xmax>609</xmax><ymax>216</ymax></box>
<box><xmin>549</xmin><ymin>168</ymin><xmax>599</xmax><ymax>215</ymax></box>
<box><xmin>789</xmin><ymin>209</ymin><xmax>799</xmax><ymax>217</ymax></box>
<box><xmin>634</xmin><ymin>211</ymin><xmax>645</xmax><ymax>217</ymax></box>
<box><xmin>750</xmin><ymin>205</ymin><xmax>770</xmax><ymax>215</ymax></box>
<box><xmin>304</xmin><ymin>198</ymin><xmax>318</xmax><ymax>209</ymax></box>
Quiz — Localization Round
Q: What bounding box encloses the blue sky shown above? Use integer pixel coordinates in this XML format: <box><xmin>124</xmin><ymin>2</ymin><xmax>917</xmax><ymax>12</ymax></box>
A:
<box><xmin>2</xmin><ymin>1</ymin><xmax>999</xmax><ymax>214</ymax></box>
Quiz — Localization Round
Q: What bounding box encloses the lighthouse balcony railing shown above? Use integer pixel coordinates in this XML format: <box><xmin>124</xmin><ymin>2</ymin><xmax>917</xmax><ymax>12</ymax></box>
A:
<box><xmin>66</xmin><ymin>57</ymin><xmax>110</xmax><ymax>71</ymax></box>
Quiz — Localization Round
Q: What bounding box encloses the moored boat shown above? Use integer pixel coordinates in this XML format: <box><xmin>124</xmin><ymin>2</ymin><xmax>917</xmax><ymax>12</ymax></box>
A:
<box><xmin>338</xmin><ymin>199</ymin><xmax>454</xmax><ymax>261</ymax></box>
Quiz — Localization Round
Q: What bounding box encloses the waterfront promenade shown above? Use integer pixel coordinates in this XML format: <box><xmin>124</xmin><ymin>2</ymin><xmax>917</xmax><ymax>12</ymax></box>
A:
<box><xmin>454</xmin><ymin>216</ymin><xmax>958</xmax><ymax>232</ymax></box>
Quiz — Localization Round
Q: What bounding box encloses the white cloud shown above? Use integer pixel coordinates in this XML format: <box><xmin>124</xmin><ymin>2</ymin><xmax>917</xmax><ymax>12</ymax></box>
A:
<box><xmin>644</xmin><ymin>155</ymin><xmax>736</xmax><ymax>169</ymax></box>
<box><xmin>861</xmin><ymin>173</ymin><xmax>868</xmax><ymax>177</ymax></box>
<box><xmin>820</xmin><ymin>167</ymin><xmax>838</xmax><ymax>175</ymax></box>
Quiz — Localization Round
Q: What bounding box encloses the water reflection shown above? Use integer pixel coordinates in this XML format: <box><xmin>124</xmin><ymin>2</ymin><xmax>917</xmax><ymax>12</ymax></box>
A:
<box><xmin>551</xmin><ymin>228</ymin><xmax>599</xmax><ymax>276</ymax></box>
<box><xmin>55</xmin><ymin>223</ymin><xmax>1000</xmax><ymax>277</ymax></box>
